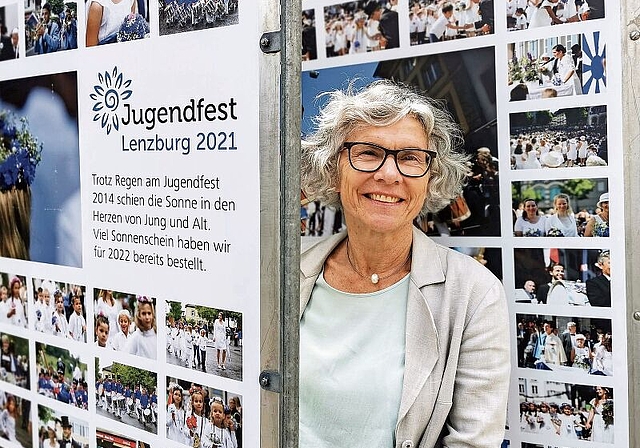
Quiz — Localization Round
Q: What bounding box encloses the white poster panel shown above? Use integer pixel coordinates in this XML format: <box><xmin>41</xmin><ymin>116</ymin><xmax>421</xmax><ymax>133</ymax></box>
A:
<box><xmin>1</xmin><ymin>0</ymin><xmax>260</xmax><ymax>446</ymax></box>
<box><xmin>301</xmin><ymin>0</ymin><xmax>627</xmax><ymax>447</ymax></box>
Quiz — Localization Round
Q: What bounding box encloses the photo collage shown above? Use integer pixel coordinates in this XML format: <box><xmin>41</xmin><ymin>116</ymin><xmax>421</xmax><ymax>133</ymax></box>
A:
<box><xmin>301</xmin><ymin>0</ymin><xmax>618</xmax><ymax>446</ymax></box>
<box><xmin>0</xmin><ymin>272</ymin><xmax>243</xmax><ymax>448</ymax></box>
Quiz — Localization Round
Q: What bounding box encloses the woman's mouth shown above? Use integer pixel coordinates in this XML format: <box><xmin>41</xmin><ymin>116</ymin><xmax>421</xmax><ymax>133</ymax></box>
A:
<box><xmin>367</xmin><ymin>193</ymin><xmax>402</xmax><ymax>203</ymax></box>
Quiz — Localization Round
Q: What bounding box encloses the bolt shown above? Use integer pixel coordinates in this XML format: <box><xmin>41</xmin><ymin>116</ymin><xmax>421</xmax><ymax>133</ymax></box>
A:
<box><xmin>260</xmin><ymin>37</ymin><xmax>270</xmax><ymax>48</ymax></box>
<box><xmin>630</xmin><ymin>30</ymin><xmax>640</xmax><ymax>41</ymax></box>
<box><xmin>260</xmin><ymin>375</ymin><xmax>269</xmax><ymax>387</ymax></box>
<box><xmin>634</xmin><ymin>311</ymin><xmax>640</xmax><ymax>321</ymax></box>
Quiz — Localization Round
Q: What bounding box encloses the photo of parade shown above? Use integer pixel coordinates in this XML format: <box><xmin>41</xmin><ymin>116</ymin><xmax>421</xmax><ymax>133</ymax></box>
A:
<box><xmin>505</xmin><ymin>0</ymin><xmax>602</xmax><ymax>31</ymax></box>
<box><xmin>23</xmin><ymin>1</ymin><xmax>77</xmax><ymax>56</ymax></box>
<box><xmin>38</xmin><ymin>405</ymin><xmax>89</xmax><ymax>448</ymax></box>
<box><xmin>166</xmin><ymin>376</ymin><xmax>242</xmax><ymax>448</ymax></box>
<box><xmin>0</xmin><ymin>4</ymin><xmax>20</xmax><ymax>60</ymax></box>
<box><xmin>158</xmin><ymin>0</ymin><xmax>238</xmax><ymax>36</ymax></box>
<box><xmin>509</xmin><ymin>105</ymin><xmax>607</xmax><ymax>169</ymax></box>
<box><xmin>0</xmin><ymin>274</ymin><xmax>28</xmax><ymax>328</ymax></box>
<box><xmin>0</xmin><ymin>332</ymin><xmax>29</xmax><ymax>389</ymax></box>
<box><xmin>85</xmin><ymin>0</ymin><xmax>150</xmax><ymax>45</ymax></box>
<box><xmin>96</xmin><ymin>428</ymin><xmax>151</xmax><ymax>448</ymax></box>
<box><xmin>508</xmin><ymin>32</ymin><xmax>606</xmax><ymax>101</ymax></box>
<box><xmin>302</xmin><ymin>9</ymin><xmax>317</xmax><ymax>61</ymax></box>
<box><xmin>35</xmin><ymin>342</ymin><xmax>89</xmax><ymax>409</ymax></box>
<box><xmin>0</xmin><ymin>391</ymin><xmax>31</xmax><ymax>447</ymax></box>
<box><xmin>95</xmin><ymin>359</ymin><xmax>158</xmax><ymax>434</ymax></box>
<box><xmin>323</xmin><ymin>0</ymin><xmax>399</xmax><ymax>57</ymax></box>
<box><xmin>32</xmin><ymin>279</ymin><xmax>86</xmax><ymax>341</ymax></box>
<box><xmin>516</xmin><ymin>314</ymin><xmax>612</xmax><ymax>377</ymax></box>
<box><xmin>0</xmin><ymin>72</ymin><xmax>81</xmax><ymax>267</ymax></box>
<box><xmin>302</xmin><ymin>47</ymin><xmax>500</xmax><ymax>237</ymax></box>
<box><xmin>409</xmin><ymin>0</ymin><xmax>495</xmax><ymax>46</ymax></box>
<box><xmin>512</xmin><ymin>178</ymin><xmax>609</xmax><ymax>237</ymax></box>
<box><xmin>518</xmin><ymin>378</ymin><xmax>613</xmax><ymax>443</ymax></box>
<box><xmin>93</xmin><ymin>290</ymin><xmax>157</xmax><ymax>360</ymax></box>
<box><xmin>514</xmin><ymin>248</ymin><xmax>610</xmax><ymax>307</ymax></box>
<box><xmin>165</xmin><ymin>302</ymin><xmax>242</xmax><ymax>381</ymax></box>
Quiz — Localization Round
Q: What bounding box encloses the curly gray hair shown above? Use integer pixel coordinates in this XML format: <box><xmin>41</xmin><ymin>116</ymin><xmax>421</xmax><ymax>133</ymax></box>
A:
<box><xmin>301</xmin><ymin>80</ymin><xmax>470</xmax><ymax>215</ymax></box>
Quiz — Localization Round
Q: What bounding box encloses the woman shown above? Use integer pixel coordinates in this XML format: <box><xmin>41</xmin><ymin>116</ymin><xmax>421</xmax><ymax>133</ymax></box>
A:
<box><xmin>586</xmin><ymin>386</ymin><xmax>614</xmax><ymax>442</ymax></box>
<box><xmin>44</xmin><ymin>422</ymin><xmax>59</xmax><ymax>448</ymax></box>
<box><xmin>591</xmin><ymin>334</ymin><xmax>613</xmax><ymax>376</ymax></box>
<box><xmin>522</xmin><ymin>142</ymin><xmax>541</xmax><ymax>169</ymax></box>
<box><xmin>85</xmin><ymin>0</ymin><xmax>135</xmax><ymax>46</ymax></box>
<box><xmin>545</xmin><ymin>193</ymin><xmax>578</xmax><ymax>237</ymax></box>
<box><xmin>299</xmin><ymin>81</ymin><xmax>509</xmax><ymax>447</ymax></box>
<box><xmin>584</xmin><ymin>192</ymin><xmax>609</xmax><ymax>237</ymax></box>
<box><xmin>514</xmin><ymin>199</ymin><xmax>546</xmax><ymax>236</ymax></box>
<box><xmin>213</xmin><ymin>313</ymin><xmax>228</xmax><ymax>370</ymax></box>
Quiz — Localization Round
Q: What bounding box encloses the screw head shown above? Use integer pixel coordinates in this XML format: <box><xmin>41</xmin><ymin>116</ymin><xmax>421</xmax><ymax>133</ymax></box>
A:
<box><xmin>634</xmin><ymin>311</ymin><xmax>640</xmax><ymax>321</ymax></box>
<box><xmin>630</xmin><ymin>30</ymin><xmax>640</xmax><ymax>41</ymax></box>
<box><xmin>260</xmin><ymin>37</ymin><xmax>270</xmax><ymax>48</ymax></box>
<box><xmin>260</xmin><ymin>375</ymin><xmax>269</xmax><ymax>387</ymax></box>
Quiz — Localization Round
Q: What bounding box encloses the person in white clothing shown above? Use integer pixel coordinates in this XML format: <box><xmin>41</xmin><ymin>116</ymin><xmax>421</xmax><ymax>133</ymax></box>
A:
<box><xmin>68</xmin><ymin>296</ymin><xmax>87</xmax><ymax>342</ymax></box>
<box><xmin>124</xmin><ymin>296</ymin><xmax>157</xmax><ymax>359</ymax></box>
<box><xmin>110</xmin><ymin>310</ymin><xmax>132</xmax><ymax>351</ymax></box>
<box><xmin>213</xmin><ymin>313</ymin><xmax>228</xmax><ymax>370</ymax></box>
<box><xmin>545</xmin><ymin>193</ymin><xmax>578</xmax><ymax>237</ymax></box>
<box><xmin>52</xmin><ymin>291</ymin><xmax>69</xmax><ymax>338</ymax></box>
<box><xmin>1</xmin><ymin>278</ymin><xmax>27</xmax><ymax>328</ymax></box>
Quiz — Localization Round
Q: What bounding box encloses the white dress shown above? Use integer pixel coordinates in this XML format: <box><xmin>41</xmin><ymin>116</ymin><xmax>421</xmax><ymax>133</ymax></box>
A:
<box><xmin>545</xmin><ymin>213</ymin><xmax>578</xmax><ymax>237</ymax></box>
<box><xmin>95</xmin><ymin>298</ymin><xmax>121</xmax><ymax>342</ymax></box>
<box><xmin>523</xmin><ymin>151</ymin><xmax>541</xmax><ymax>169</ymax></box>
<box><xmin>124</xmin><ymin>328</ymin><xmax>158</xmax><ymax>359</ymax></box>
<box><xmin>527</xmin><ymin>0</ymin><xmax>554</xmax><ymax>28</ymax></box>
<box><xmin>590</xmin><ymin>398</ymin><xmax>614</xmax><ymax>443</ymax></box>
<box><xmin>0</xmin><ymin>410</ymin><xmax>17</xmax><ymax>442</ymax></box>
<box><xmin>86</xmin><ymin>0</ymin><xmax>134</xmax><ymax>43</ymax></box>
<box><xmin>213</xmin><ymin>320</ymin><xmax>227</xmax><ymax>350</ymax></box>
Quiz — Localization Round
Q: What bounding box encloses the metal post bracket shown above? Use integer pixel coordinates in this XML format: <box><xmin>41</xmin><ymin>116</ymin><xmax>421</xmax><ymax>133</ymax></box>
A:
<box><xmin>259</xmin><ymin>370</ymin><xmax>283</xmax><ymax>392</ymax></box>
<box><xmin>260</xmin><ymin>31</ymin><xmax>282</xmax><ymax>54</ymax></box>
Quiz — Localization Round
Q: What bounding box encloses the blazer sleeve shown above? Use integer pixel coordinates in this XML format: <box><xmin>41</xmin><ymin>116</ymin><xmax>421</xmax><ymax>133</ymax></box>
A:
<box><xmin>442</xmin><ymin>278</ymin><xmax>510</xmax><ymax>448</ymax></box>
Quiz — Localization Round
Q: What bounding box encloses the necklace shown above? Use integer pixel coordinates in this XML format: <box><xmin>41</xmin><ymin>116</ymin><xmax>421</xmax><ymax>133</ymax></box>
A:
<box><xmin>345</xmin><ymin>239</ymin><xmax>411</xmax><ymax>284</ymax></box>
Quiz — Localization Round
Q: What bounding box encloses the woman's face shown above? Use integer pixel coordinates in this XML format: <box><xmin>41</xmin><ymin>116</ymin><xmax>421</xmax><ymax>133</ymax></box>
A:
<box><xmin>138</xmin><ymin>303</ymin><xmax>154</xmax><ymax>330</ymax></box>
<box><xmin>524</xmin><ymin>200</ymin><xmax>538</xmax><ymax>216</ymax></box>
<box><xmin>554</xmin><ymin>197</ymin><xmax>568</xmax><ymax>213</ymax></box>
<box><xmin>337</xmin><ymin>117</ymin><xmax>430</xmax><ymax>236</ymax></box>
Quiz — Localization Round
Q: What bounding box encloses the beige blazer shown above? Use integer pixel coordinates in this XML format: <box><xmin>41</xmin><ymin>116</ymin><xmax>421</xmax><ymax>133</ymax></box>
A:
<box><xmin>300</xmin><ymin>227</ymin><xmax>510</xmax><ymax>448</ymax></box>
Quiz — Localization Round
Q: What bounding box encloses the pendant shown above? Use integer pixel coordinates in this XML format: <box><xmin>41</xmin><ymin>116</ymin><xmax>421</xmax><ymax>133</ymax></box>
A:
<box><xmin>371</xmin><ymin>273</ymin><xmax>379</xmax><ymax>284</ymax></box>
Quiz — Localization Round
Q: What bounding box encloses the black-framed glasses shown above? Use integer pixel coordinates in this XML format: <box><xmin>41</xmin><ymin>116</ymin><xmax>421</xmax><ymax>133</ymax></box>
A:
<box><xmin>342</xmin><ymin>141</ymin><xmax>436</xmax><ymax>178</ymax></box>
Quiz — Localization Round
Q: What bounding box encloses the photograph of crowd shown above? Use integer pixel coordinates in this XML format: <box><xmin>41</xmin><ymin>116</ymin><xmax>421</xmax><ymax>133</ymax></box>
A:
<box><xmin>505</xmin><ymin>0</ymin><xmax>602</xmax><ymax>31</ymax></box>
<box><xmin>519</xmin><ymin>378</ymin><xmax>613</xmax><ymax>443</ymax></box>
<box><xmin>0</xmin><ymin>332</ymin><xmax>29</xmax><ymax>389</ymax></box>
<box><xmin>0</xmin><ymin>274</ymin><xmax>27</xmax><ymax>328</ymax></box>
<box><xmin>1</xmin><ymin>5</ymin><xmax>20</xmax><ymax>60</ymax></box>
<box><xmin>32</xmin><ymin>279</ymin><xmax>86</xmax><ymax>341</ymax></box>
<box><xmin>514</xmin><ymin>248</ymin><xmax>610</xmax><ymax>307</ymax></box>
<box><xmin>96</xmin><ymin>428</ymin><xmax>151</xmax><ymax>448</ymax></box>
<box><xmin>95</xmin><ymin>359</ymin><xmax>158</xmax><ymax>434</ymax></box>
<box><xmin>38</xmin><ymin>405</ymin><xmax>89</xmax><ymax>448</ymax></box>
<box><xmin>0</xmin><ymin>72</ymin><xmax>81</xmax><ymax>267</ymax></box>
<box><xmin>166</xmin><ymin>377</ymin><xmax>242</xmax><ymax>448</ymax></box>
<box><xmin>23</xmin><ymin>1</ymin><xmax>77</xmax><ymax>56</ymax></box>
<box><xmin>409</xmin><ymin>0</ymin><xmax>494</xmax><ymax>46</ymax></box>
<box><xmin>302</xmin><ymin>9</ymin><xmax>317</xmax><ymax>61</ymax></box>
<box><xmin>508</xmin><ymin>32</ymin><xmax>606</xmax><ymax>100</ymax></box>
<box><xmin>166</xmin><ymin>303</ymin><xmax>243</xmax><ymax>381</ymax></box>
<box><xmin>93</xmin><ymin>289</ymin><xmax>157</xmax><ymax>360</ymax></box>
<box><xmin>302</xmin><ymin>46</ymin><xmax>500</xmax><ymax>237</ymax></box>
<box><xmin>0</xmin><ymin>391</ymin><xmax>31</xmax><ymax>447</ymax></box>
<box><xmin>323</xmin><ymin>0</ymin><xmax>399</xmax><ymax>57</ymax></box>
<box><xmin>159</xmin><ymin>0</ymin><xmax>237</xmax><ymax>36</ymax></box>
<box><xmin>85</xmin><ymin>0</ymin><xmax>150</xmax><ymax>45</ymax></box>
<box><xmin>36</xmin><ymin>342</ymin><xmax>89</xmax><ymax>409</ymax></box>
<box><xmin>515</xmin><ymin>314</ymin><xmax>612</xmax><ymax>377</ymax></box>
<box><xmin>512</xmin><ymin>179</ymin><xmax>608</xmax><ymax>237</ymax></box>
<box><xmin>509</xmin><ymin>105</ymin><xmax>607</xmax><ymax>169</ymax></box>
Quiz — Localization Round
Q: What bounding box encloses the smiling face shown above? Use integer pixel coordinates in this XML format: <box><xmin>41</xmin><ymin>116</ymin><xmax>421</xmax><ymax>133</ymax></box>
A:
<box><xmin>337</xmin><ymin>117</ymin><xmax>430</xmax><ymax>237</ymax></box>
<box><xmin>554</xmin><ymin>196</ymin><xmax>568</xmax><ymax>214</ymax></box>
<box><xmin>211</xmin><ymin>403</ymin><xmax>225</xmax><ymax>426</ymax></box>
<box><xmin>523</xmin><ymin>200</ymin><xmax>538</xmax><ymax>219</ymax></box>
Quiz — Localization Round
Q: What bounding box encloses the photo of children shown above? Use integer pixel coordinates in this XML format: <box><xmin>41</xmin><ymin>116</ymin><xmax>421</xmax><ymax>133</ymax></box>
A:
<box><xmin>512</xmin><ymin>179</ymin><xmax>608</xmax><ymax>237</ymax></box>
<box><xmin>165</xmin><ymin>302</ymin><xmax>242</xmax><ymax>381</ymax></box>
<box><xmin>166</xmin><ymin>377</ymin><xmax>241</xmax><ymax>448</ymax></box>
<box><xmin>0</xmin><ymin>72</ymin><xmax>81</xmax><ymax>267</ymax></box>
<box><xmin>0</xmin><ymin>391</ymin><xmax>31</xmax><ymax>447</ymax></box>
<box><xmin>32</xmin><ymin>279</ymin><xmax>86</xmax><ymax>341</ymax></box>
<box><xmin>95</xmin><ymin>359</ymin><xmax>158</xmax><ymax>434</ymax></box>
<box><xmin>93</xmin><ymin>290</ymin><xmax>157</xmax><ymax>360</ymax></box>
<box><xmin>510</xmin><ymin>105</ymin><xmax>608</xmax><ymax>169</ymax></box>
<box><xmin>35</xmin><ymin>342</ymin><xmax>89</xmax><ymax>409</ymax></box>
<box><xmin>0</xmin><ymin>274</ymin><xmax>27</xmax><ymax>328</ymax></box>
<box><xmin>37</xmin><ymin>406</ymin><xmax>89</xmax><ymax>448</ymax></box>
<box><xmin>24</xmin><ymin>1</ymin><xmax>77</xmax><ymax>56</ymax></box>
<box><xmin>506</xmin><ymin>0</ymin><xmax>602</xmax><ymax>31</ymax></box>
<box><xmin>518</xmin><ymin>378</ymin><xmax>613</xmax><ymax>443</ymax></box>
<box><xmin>0</xmin><ymin>332</ymin><xmax>29</xmax><ymax>389</ymax></box>
<box><xmin>324</xmin><ymin>0</ymin><xmax>399</xmax><ymax>57</ymax></box>
<box><xmin>516</xmin><ymin>314</ymin><xmax>612</xmax><ymax>377</ymax></box>
<box><xmin>513</xmin><ymin>248</ymin><xmax>610</xmax><ymax>307</ymax></box>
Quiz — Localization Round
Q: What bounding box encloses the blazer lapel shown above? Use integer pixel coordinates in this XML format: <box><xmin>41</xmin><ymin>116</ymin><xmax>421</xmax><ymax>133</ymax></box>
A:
<box><xmin>397</xmin><ymin>228</ymin><xmax>445</xmax><ymax>421</ymax></box>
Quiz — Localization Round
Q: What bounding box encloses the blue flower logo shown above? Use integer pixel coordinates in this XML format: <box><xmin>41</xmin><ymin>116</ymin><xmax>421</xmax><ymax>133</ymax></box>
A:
<box><xmin>582</xmin><ymin>32</ymin><xmax>606</xmax><ymax>95</ymax></box>
<box><xmin>90</xmin><ymin>67</ymin><xmax>133</xmax><ymax>135</ymax></box>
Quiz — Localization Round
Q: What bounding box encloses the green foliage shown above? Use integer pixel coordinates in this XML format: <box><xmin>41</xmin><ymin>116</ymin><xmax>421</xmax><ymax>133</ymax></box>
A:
<box><xmin>104</xmin><ymin>363</ymin><xmax>157</xmax><ymax>392</ymax></box>
<box><xmin>47</xmin><ymin>0</ymin><xmax>65</xmax><ymax>15</ymax></box>
<box><xmin>3</xmin><ymin>333</ymin><xmax>29</xmax><ymax>358</ymax></box>
<box><xmin>562</xmin><ymin>179</ymin><xmax>595</xmax><ymax>199</ymax></box>
<box><xmin>36</xmin><ymin>342</ymin><xmax>87</xmax><ymax>382</ymax></box>
<box><xmin>558</xmin><ymin>107</ymin><xmax>588</xmax><ymax>125</ymax></box>
<box><xmin>167</xmin><ymin>301</ymin><xmax>182</xmax><ymax>321</ymax></box>
<box><xmin>38</xmin><ymin>405</ymin><xmax>54</xmax><ymax>425</ymax></box>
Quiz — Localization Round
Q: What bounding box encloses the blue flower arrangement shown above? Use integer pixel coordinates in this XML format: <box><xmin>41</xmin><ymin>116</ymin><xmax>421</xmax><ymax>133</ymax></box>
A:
<box><xmin>117</xmin><ymin>13</ymin><xmax>150</xmax><ymax>43</ymax></box>
<box><xmin>0</xmin><ymin>111</ymin><xmax>43</xmax><ymax>191</ymax></box>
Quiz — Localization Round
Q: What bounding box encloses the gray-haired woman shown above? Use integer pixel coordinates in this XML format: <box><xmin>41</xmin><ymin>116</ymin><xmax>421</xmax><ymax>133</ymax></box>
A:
<box><xmin>299</xmin><ymin>80</ymin><xmax>510</xmax><ymax>448</ymax></box>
